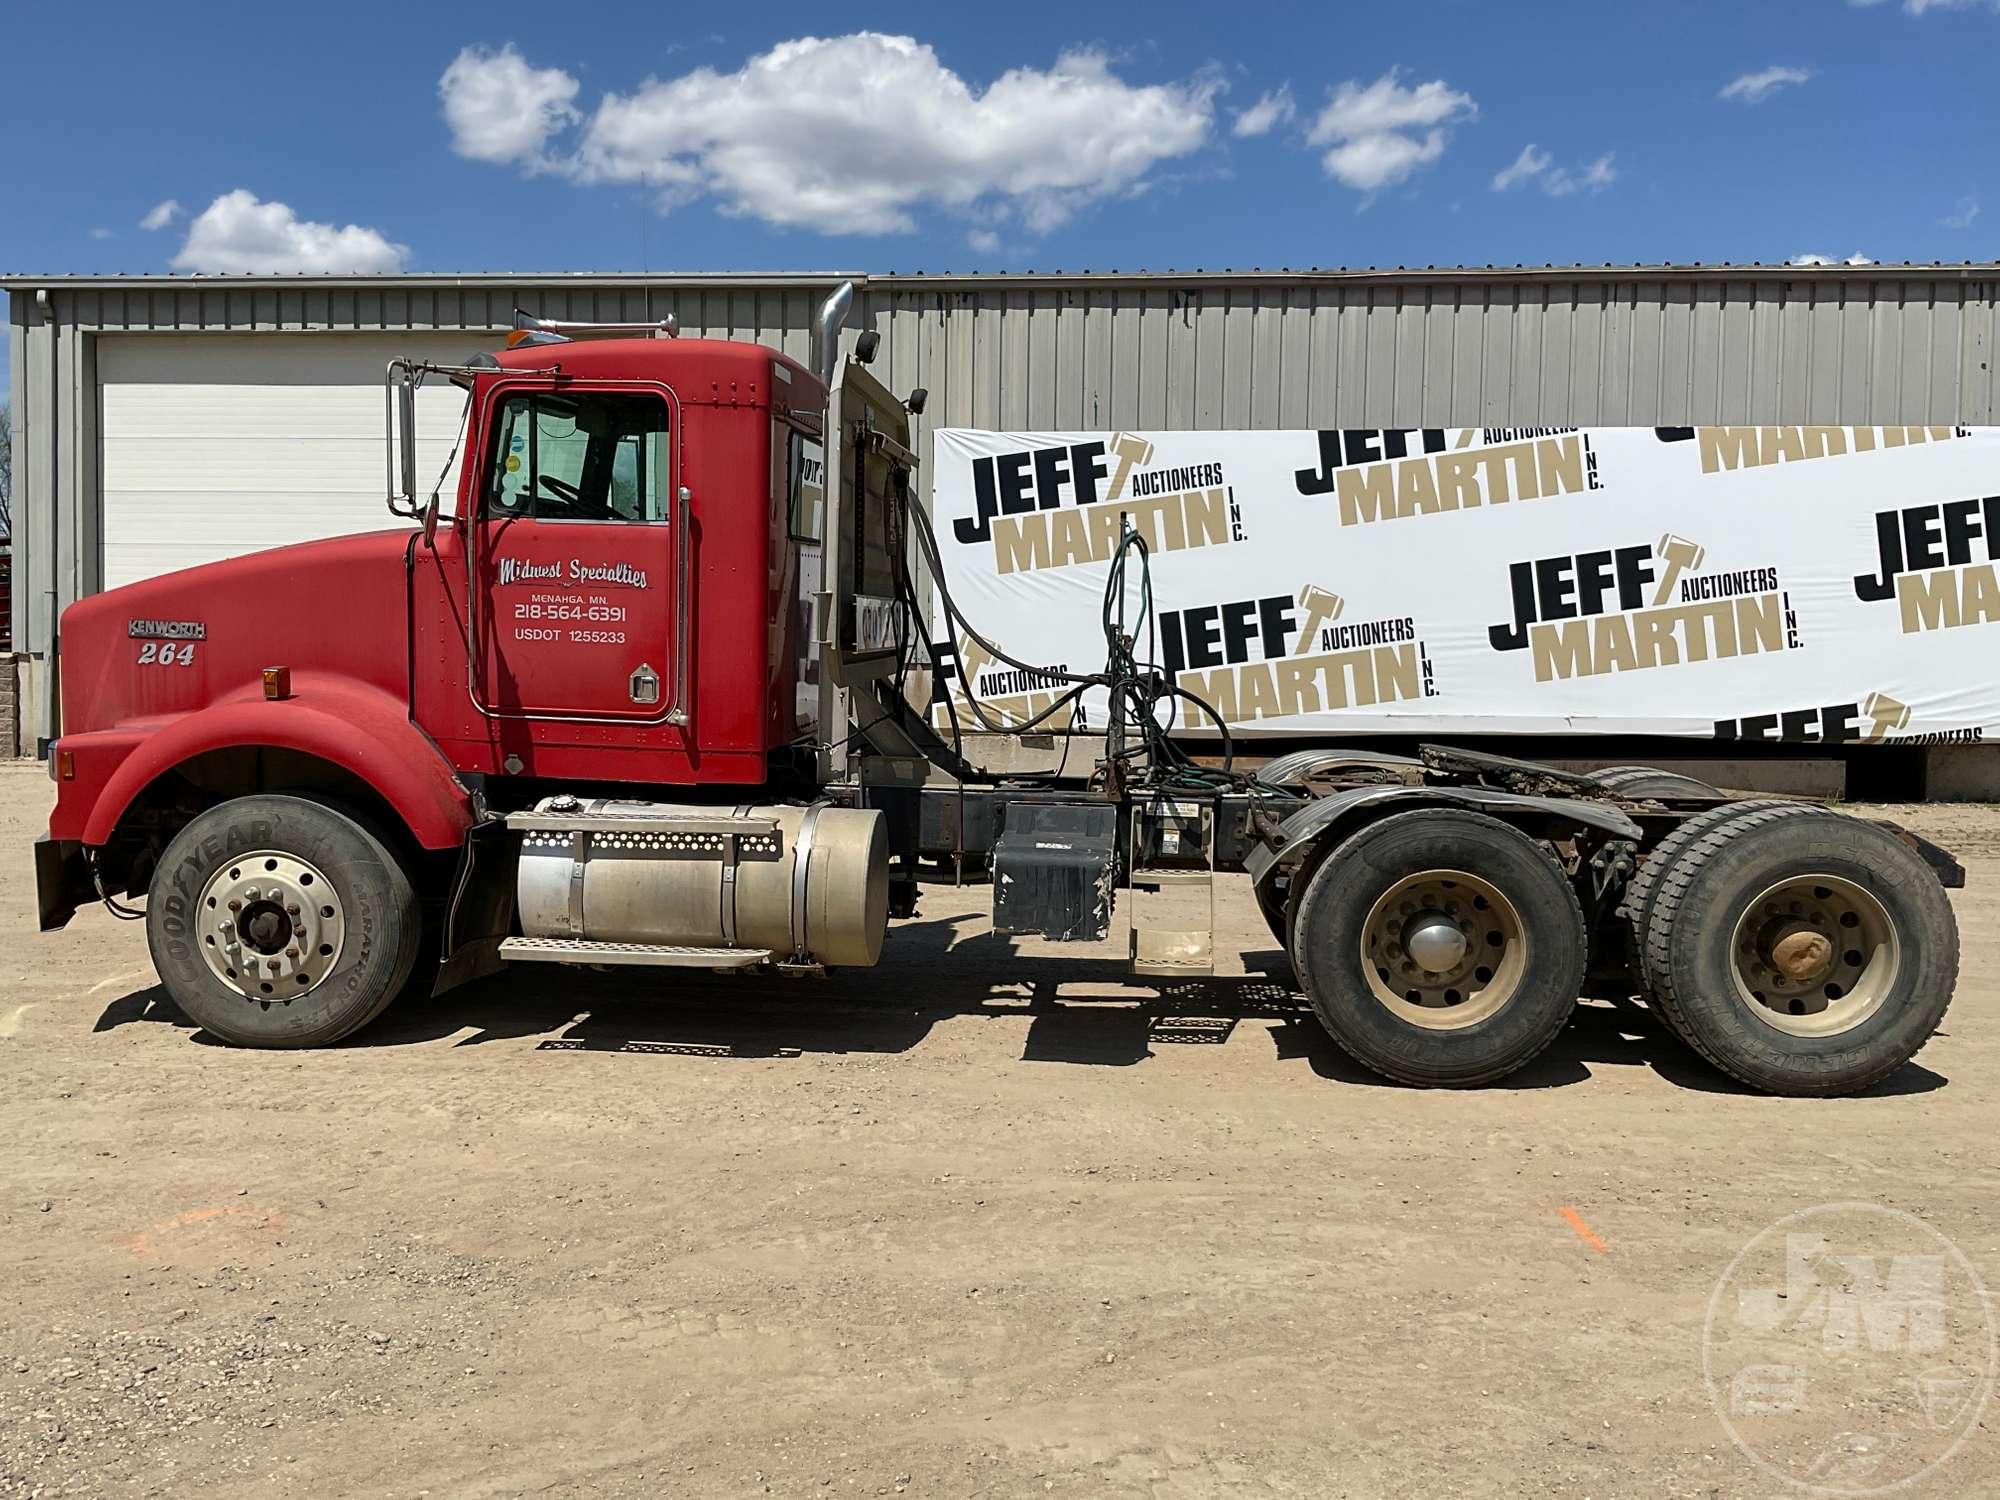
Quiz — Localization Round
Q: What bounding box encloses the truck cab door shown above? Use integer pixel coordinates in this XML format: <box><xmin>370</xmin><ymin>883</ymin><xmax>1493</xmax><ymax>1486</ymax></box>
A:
<box><xmin>470</xmin><ymin>382</ymin><xmax>682</xmax><ymax>722</ymax></box>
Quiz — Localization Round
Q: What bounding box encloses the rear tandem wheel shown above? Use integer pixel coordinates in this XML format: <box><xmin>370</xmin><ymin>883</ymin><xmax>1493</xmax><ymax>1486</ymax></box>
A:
<box><xmin>1289</xmin><ymin>808</ymin><xmax>1588</xmax><ymax>1087</ymax></box>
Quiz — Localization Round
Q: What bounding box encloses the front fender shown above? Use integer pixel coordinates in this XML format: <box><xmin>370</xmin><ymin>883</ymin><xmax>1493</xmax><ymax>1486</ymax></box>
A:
<box><xmin>1244</xmin><ymin>785</ymin><xmax>1643</xmax><ymax>891</ymax></box>
<box><xmin>78</xmin><ymin>675</ymin><xmax>475</xmax><ymax>851</ymax></box>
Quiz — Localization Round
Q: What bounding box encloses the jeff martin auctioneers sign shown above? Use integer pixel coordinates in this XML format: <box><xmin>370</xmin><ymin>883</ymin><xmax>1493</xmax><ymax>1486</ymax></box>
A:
<box><xmin>929</xmin><ymin>424</ymin><xmax>1999</xmax><ymax>746</ymax></box>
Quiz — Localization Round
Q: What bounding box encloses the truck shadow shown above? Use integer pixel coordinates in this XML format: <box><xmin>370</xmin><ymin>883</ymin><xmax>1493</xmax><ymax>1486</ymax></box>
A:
<box><xmin>89</xmin><ymin>911</ymin><xmax>1948</xmax><ymax>1098</ymax></box>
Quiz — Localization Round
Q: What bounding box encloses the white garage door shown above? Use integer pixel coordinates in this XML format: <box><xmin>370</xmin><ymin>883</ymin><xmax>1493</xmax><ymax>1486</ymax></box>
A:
<box><xmin>98</xmin><ymin>332</ymin><xmax>494</xmax><ymax>590</ymax></box>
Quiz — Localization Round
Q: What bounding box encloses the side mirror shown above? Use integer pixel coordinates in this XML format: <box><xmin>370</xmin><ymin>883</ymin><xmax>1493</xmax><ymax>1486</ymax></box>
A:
<box><xmin>397</xmin><ymin>375</ymin><xmax>418</xmax><ymax>509</ymax></box>
<box><xmin>905</xmin><ymin>387</ymin><xmax>928</xmax><ymax>416</ymax></box>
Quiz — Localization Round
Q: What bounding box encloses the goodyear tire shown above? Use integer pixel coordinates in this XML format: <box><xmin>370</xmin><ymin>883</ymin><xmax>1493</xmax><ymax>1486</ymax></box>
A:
<box><xmin>1589</xmin><ymin>764</ymin><xmax>1725</xmax><ymax>800</ymax></box>
<box><xmin>146</xmin><ymin>795</ymin><xmax>422</xmax><ymax>1049</ymax></box>
<box><xmin>1290</xmin><ymin>808</ymin><xmax>1587</xmax><ymax>1087</ymax></box>
<box><xmin>1642</xmin><ymin>806</ymin><xmax>1959</xmax><ymax>1096</ymax></box>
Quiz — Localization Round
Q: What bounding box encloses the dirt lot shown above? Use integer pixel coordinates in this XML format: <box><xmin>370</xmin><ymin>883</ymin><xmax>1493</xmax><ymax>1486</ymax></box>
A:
<box><xmin>2</xmin><ymin>762</ymin><xmax>1996</xmax><ymax>1499</ymax></box>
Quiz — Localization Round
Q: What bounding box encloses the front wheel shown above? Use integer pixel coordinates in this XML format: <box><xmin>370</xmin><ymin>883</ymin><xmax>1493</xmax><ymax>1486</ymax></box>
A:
<box><xmin>1290</xmin><ymin>808</ymin><xmax>1587</xmax><ymax>1087</ymax></box>
<box><xmin>146</xmin><ymin>795</ymin><xmax>423</xmax><ymax>1048</ymax></box>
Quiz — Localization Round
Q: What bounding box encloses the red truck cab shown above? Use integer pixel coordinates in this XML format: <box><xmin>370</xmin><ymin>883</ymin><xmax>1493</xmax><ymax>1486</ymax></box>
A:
<box><xmin>40</xmin><ymin>329</ymin><xmax>830</xmax><ymax>933</ymax></box>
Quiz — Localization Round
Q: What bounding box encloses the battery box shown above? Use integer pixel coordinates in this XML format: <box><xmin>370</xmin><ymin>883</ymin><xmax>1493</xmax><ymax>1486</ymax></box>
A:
<box><xmin>991</xmin><ymin>802</ymin><xmax>1118</xmax><ymax>942</ymax></box>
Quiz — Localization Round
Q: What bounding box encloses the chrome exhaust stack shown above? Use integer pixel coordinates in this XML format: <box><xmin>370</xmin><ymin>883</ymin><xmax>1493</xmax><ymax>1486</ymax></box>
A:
<box><xmin>810</xmin><ymin>281</ymin><xmax>855</xmax><ymax>389</ymax></box>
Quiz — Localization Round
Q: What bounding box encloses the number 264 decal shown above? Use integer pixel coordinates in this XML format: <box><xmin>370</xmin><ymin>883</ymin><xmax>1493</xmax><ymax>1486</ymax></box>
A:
<box><xmin>136</xmin><ymin>641</ymin><xmax>197</xmax><ymax>667</ymax></box>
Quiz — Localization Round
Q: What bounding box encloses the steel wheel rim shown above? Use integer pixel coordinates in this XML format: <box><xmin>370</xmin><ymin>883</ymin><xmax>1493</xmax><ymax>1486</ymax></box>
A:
<box><xmin>197</xmin><ymin>850</ymin><xmax>345</xmax><ymax>1002</ymax></box>
<box><xmin>1359</xmin><ymin>868</ymin><xmax>1527</xmax><ymax>1031</ymax></box>
<box><xmin>1729</xmin><ymin>873</ymin><xmax>1899</xmax><ymax>1037</ymax></box>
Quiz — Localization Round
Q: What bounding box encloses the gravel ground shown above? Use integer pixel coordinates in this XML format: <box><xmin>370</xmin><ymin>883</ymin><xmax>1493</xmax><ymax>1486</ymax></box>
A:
<box><xmin>2</xmin><ymin>762</ymin><xmax>1995</xmax><ymax>1498</ymax></box>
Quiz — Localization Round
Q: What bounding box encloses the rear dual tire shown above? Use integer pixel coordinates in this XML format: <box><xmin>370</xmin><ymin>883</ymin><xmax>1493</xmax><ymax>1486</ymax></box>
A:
<box><xmin>1290</xmin><ymin>809</ymin><xmax>1587</xmax><ymax>1088</ymax></box>
<box><xmin>1639</xmin><ymin>806</ymin><xmax>1958</xmax><ymax>1096</ymax></box>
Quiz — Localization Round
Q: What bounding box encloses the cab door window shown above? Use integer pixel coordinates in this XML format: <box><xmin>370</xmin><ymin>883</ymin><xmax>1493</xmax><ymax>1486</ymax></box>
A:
<box><xmin>485</xmin><ymin>392</ymin><xmax>669</xmax><ymax>522</ymax></box>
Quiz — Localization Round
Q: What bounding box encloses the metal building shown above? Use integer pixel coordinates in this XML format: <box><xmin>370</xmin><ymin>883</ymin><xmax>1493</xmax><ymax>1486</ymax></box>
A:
<box><xmin>8</xmin><ymin>262</ymin><xmax>2000</xmax><ymax>757</ymax></box>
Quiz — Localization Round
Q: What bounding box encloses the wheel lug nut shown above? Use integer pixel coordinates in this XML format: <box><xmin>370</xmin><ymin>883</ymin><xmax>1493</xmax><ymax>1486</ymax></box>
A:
<box><xmin>285</xmin><ymin>904</ymin><xmax>300</xmax><ymax>916</ymax></box>
<box><xmin>227</xmin><ymin>900</ymin><xmax>242</xmax><ymax>912</ymax></box>
<box><xmin>285</xmin><ymin>948</ymin><xmax>299</xmax><ymax>960</ymax></box>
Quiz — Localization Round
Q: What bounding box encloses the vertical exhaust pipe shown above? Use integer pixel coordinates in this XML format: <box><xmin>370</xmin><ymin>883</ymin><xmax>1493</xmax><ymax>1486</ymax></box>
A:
<box><xmin>810</xmin><ymin>281</ymin><xmax>855</xmax><ymax>390</ymax></box>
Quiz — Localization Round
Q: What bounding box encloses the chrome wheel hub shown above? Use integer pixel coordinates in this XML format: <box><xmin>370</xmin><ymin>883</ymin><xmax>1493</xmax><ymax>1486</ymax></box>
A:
<box><xmin>197</xmin><ymin>851</ymin><xmax>345</xmax><ymax>1002</ymax></box>
<box><xmin>1359</xmin><ymin>869</ymin><xmax>1527</xmax><ymax>1030</ymax></box>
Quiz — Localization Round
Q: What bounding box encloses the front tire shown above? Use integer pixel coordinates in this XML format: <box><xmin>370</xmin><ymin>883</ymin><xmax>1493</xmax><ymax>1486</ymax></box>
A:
<box><xmin>146</xmin><ymin>795</ymin><xmax>422</xmax><ymax>1048</ymax></box>
<box><xmin>1290</xmin><ymin>809</ymin><xmax>1587</xmax><ymax>1087</ymax></box>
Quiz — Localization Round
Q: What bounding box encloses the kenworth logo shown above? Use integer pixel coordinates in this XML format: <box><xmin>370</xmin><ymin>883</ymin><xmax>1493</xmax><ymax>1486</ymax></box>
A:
<box><xmin>496</xmin><ymin>558</ymin><xmax>650</xmax><ymax>589</ymax></box>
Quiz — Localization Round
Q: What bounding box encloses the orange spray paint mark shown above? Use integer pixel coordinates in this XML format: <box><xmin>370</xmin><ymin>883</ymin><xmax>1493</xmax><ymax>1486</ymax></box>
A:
<box><xmin>127</xmin><ymin>1205</ymin><xmax>287</xmax><ymax>1257</ymax></box>
<box><xmin>1559</xmin><ymin>1205</ymin><xmax>1608</xmax><ymax>1253</ymax></box>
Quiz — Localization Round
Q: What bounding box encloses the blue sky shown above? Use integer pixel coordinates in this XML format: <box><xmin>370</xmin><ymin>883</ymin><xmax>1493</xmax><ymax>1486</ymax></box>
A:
<box><xmin>3</xmin><ymin>0</ymin><xmax>1997</xmax><ymax>402</ymax></box>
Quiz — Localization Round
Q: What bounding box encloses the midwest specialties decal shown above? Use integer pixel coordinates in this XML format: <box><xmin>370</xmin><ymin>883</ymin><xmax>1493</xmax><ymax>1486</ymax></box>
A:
<box><xmin>496</xmin><ymin>557</ymin><xmax>651</xmax><ymax>589</ymax></box>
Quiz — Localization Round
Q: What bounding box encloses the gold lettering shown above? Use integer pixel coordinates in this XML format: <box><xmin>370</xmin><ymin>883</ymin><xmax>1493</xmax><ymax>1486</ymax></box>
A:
<box><xmin>1374</xmin><ymin>643</ymin><xmax>1420</xmax><ymax>701</ymax></box>
<box><xmin>1337</xmin><ymin>466</ymin><xmax>1397</xmax><ymax>527</ymax></box>
<box><xmin>992</xmin><ymin>514</ymin><xmax>1051</xmax><ymax>575</ymax></box>
<box><xmin>1536</xmin><ymin>436</ymin><xmax>1585</xmax><ymax>496</ymax></box>
<box><xmin>1399</xmin><ymin>457</ymin><xmax>1443</xmax><ymax>516</ymax></box>
<box><xmin>1734</xmin><ymin>594</ymin><xmax>1784</xmax><ymax>655</ymax></box>
<box><xmin>1592</xmin><ymin>614</ymin><xmax>1639</xmax><ymax>674</ymax></box>
<box><xmin>1238</xmin><ymin>662</ymin><xmax>1279</xmax><ymax>721</ymax></box>
<box><xmin>1049</xmin><ymin>510</ymin><xmax>1090</xmax><ymax>569</ymax></box>
<box><xmin>1182</xmin><ymin>488</ymin><xmax>1229</xmax><ymax>548</ymax></box>
<box><xmin>1177</xmin><ymin>667</ymin><xmax>1237</xmax><ymax>727</ymax></box>
<box><xmin>1899</xmin><ymin>568</ymin><xmax>1964</xmax><ymax>632</ymax></box>
<box><xmin>1437</xmin><ymin>452</ymin><xmax>1484</xmax><ymax>510</ymax></box>
<box><xmin>1530</xmin><ymin>619</ymin><xmax>1594</xmax><ymax>682</ymax></box>
<box><xmin>1761</xmin><ymin>426</ymin><xmax>1806</xmax><ymax>465</ymax></box>
<box><xmin>1962</xmin><ymin>563</ymin><xmax>2000</xmax><ymax>625</ymax></box>
<box><xmin>1274</xmin><ymin>657</ymin><xmax>1319</xmax><ymax>717</ymax></box>
<box><xmin>1633</xmin><ymin>609</ymin><xmax>1680</xmax><ymax>669</ymax></box>
<box><xmin>1698</xmin><ymin>427</ymin><xmax>1759</xmax><ymax>473</ymax></box>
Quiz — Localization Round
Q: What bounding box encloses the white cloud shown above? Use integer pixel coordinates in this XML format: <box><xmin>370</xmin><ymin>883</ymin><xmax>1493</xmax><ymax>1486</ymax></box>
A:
<box><xmin>1851</xmin><ymin>0</ymin><xmax>2000</xmax><ymax>13</ymax></box>
<box><xmin>1233</xmin><ymin>85</ymin><xmax>1295</xmax><ymax>138</ymax></box>
<box><xmin>1719</xmin><ymin>65</ymin><xmax>1814</xmax><ymax>104</ymax></box>
<box><xmin>1546</xmin><ymin>152</ymin><xmax>1617</xmax><ymax>196</ymax></box>
<box><xmin>1790</xmin><ymin>252</ymin><xmax>1877</xmax><ymax>266</ymax></box>
<box><xmin>1492</xmin><ymin>144</ymin><xmax>1551</xmax><ymax>191</ymax></box>
<box><xmin>967</xmin><ymin>228</ymin><xmax>1000</xmax><ymax>253</ymax></box>
<box><xmin>439</xmin><ymin>44</ymin><xmax>582</xmax><ymax>169</ymax></box>
<box><xmin>171</xmin><ymin>191</ymin><xmax>410</xmax><ymax>274</ymax></box>
<box><xmin>1943</xmin><ymin>193</ymin><xmax>1980</xmax><ymax>228</ymax></box>
<box><xmin>88</xmin><ymin>227</ymin><xmax>114</xmax><ymax>241</ymax></box>
<box><xmin>453</xmin><ymin>34</ymin><xmax>1217</xmax><ymax>236</ymax></box>
<box><xmin>1304</xmin><ymin>70</ymin><xmax>1476</xmax><ymax>193</ymax></box>
<box><xmin>138</xmin><ymin>199</ymin><xmax>182</xmax><ymax>231</ymax></box>
<box><xmin>1491</xmin><ymin>144</ymin><xmax>1614</xmax><ymax>196</ymax></box>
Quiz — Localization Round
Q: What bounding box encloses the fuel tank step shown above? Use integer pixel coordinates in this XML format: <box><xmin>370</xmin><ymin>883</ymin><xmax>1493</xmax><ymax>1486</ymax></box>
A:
<box><xmin>498</xmin><ymin>937</ymin><xmax>771</xmax><ymax>969</ymax></box>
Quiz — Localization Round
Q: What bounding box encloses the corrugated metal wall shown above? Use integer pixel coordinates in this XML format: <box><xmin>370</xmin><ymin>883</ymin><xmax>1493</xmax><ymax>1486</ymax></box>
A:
<box><xmin>9</xmin><ymin>265</ymin><xmax>2000</xmax><ymax>711</ymax></box>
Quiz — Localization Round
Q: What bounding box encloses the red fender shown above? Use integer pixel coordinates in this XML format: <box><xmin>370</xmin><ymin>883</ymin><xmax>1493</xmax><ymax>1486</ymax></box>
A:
<box><xmin>80</xmin><ymin>673</ymin><xmax>475</xmax><ymax>850</ymax></box>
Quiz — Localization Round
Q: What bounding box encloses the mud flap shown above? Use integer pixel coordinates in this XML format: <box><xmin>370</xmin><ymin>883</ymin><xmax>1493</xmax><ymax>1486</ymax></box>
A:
<box><xmin>35</xmin><ymin>837</ymin><xmax>91</xmax><ymax>932</ymax></box>
<box><xmin>433</xmin><ymin>819</ymin><xmax>517</xmax><ymax>996</ymax></box>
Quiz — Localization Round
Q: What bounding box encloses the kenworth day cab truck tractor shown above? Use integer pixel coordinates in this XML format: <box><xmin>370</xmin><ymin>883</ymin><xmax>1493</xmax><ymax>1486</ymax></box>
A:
<box><xmin>34</xmin><ymin>285</ymin><xmax>1966</xmax><ymax>1095</ymax></box>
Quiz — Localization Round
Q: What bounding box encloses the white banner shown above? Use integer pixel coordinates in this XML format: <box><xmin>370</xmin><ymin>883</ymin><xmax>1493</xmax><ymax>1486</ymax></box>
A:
<box><xmin>927</xmin><ymin>425</ymin><xmax>2000</xmax><ymax>746</ymax></box>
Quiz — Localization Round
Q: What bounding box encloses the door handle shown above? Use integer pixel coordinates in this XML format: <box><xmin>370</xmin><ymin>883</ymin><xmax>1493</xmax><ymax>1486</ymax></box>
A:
<box><xmin>666</xmin><ymin>484</ymin><xmax>691</xmax><ymax>726</ymax></box>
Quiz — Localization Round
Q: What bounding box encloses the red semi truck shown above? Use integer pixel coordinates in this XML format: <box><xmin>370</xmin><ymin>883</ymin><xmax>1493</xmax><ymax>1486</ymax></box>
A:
<box><xmin>34</xmin><ymin>285</ymin><xmax>1965</xmax><ymax>1094</ymax></box>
